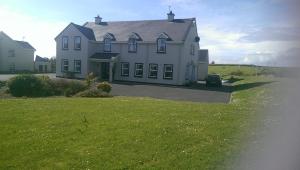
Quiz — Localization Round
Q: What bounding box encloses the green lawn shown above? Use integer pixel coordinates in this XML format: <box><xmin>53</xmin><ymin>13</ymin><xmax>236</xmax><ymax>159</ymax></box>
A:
<box><xmin>0</xmin><ymin>67</ymin><xmax>276</xmax><ymax>169</ymax></box>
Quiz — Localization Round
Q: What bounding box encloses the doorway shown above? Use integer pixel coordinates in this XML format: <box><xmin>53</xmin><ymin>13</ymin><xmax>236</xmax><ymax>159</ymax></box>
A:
<box><xmin>101</xmin><ymin>62</ymin><xmax>109</xmax><ymax>80</ymax></box>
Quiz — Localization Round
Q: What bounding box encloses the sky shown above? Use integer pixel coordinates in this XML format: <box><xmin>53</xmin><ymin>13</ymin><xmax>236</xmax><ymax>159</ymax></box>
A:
<box><xmin>0</xmin><ymin>0</ymin><xmax>299</xmax><ymax>66</ymax></box>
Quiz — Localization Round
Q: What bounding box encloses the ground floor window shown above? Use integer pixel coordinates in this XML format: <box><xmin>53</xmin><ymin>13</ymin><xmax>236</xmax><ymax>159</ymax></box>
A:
<box><xmin>9</xmin><ymin>63</ymin><xmax>15</xmax><ymax>73</ymax></box>
<box><xmin>121</xmin><ymin>62</ymin><xmax>129</xmax><ymax>76</ymax></box>
<box><xmin>74</xmin><ymin>60</ymin><xmax>81</xmax><ymax>73</ymax></box>
<box><xmin>134</xmin><ymin>63</ymin><xmax>143</xmax><ymax>77</ymax></box>
<box><xmin>148</xmin><ymin>63</ymin><xmax>158</xmax><ymax>79</ymax></box>
<box><xmin>163</xmin><ymin>64</ymin><xmax>173</xmax><ymax>79</ymax></box>
<box><xmin>39</xmin><ymin>65</ymin><xmax>43</xmax><ymax>72</ymax></box>
<box><xmin>62</xmin><ymin>59</ymin><xmax>69</xmax><ymax>72</ymax></box>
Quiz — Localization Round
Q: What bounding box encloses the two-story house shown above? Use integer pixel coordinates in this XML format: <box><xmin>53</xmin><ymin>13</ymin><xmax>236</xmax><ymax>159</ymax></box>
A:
<box><xmin>0</xmin><ymin>31</ymin><xmax>35</xmax><ymax>73</ymax></box>
<box><xmin>55</xmin><ymin>11</ymin><xmax>207</xmax><ymax>85</ymax></box>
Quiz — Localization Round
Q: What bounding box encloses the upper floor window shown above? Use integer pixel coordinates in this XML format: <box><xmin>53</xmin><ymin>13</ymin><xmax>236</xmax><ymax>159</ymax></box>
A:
<box><xmin>74</xmin><ymin>36</ymin><xmax>81</xmax><ymax>50</ymax></box>
<box><xmin>104</xmin><ymin>38</ymin><xmax>111</xmax><ymax>52</ymax></box>
<box><xmin>128</xmin><ymin>38</ymin><xmax>137</xmax><ymax>53</ymax></box>
<box><xmin>8</xmin><ymin>50</ymin><xmax>15</xmax><ymax>57</ymax></box>
<box><xmin>62</xmin><ymin>36</ymin><xmax>68</xmax><ymax>50</ymax></box>
<box><xmin>74</xmin><ymin>60</ymin><xmax>81</xmax><ymax>73</ymax></box>
<box><xmin>157</xmin><ymin>38</ymin><xmax>166</xmax><ymax>53</ymax></box>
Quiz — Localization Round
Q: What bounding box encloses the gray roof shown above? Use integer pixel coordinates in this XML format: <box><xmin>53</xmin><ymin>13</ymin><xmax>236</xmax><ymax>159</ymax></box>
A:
<box><xmin>83</xmin><ymin>18</ymin><xmax>195</xmax><ymax>42</ymax></box>
<box><xmin>35</xmin><ymin>55</ymin><xmax>50</xmax><ymax>62</ymax></box>
<box><xmin>72</xmin><ymin>23</ymin><xmax>96</xmax><ymax>40</ymax></box>
<box><xmin>15</xmin><ymin>41</ymin><xmax>36</xmax><ymax>50</ymax></box>
<box><xmin>90</xmin><ymin>53</ymin><xmax>119</xmax><ymax>60</ymax></box>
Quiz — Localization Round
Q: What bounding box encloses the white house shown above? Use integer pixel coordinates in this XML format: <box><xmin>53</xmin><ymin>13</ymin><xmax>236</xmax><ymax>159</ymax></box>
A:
<box><xmin>55</xmin><ymin>11</ymin><xmax>208</xmax><ymax>85</ymax></box>
<box><xmin>34</xmin><ymin>55</ymin><xmax>52</xmax><ymax>73</ymax></box>
<box><xmin>0</xmin><ymin>31</ymin><xmax>35</xmax><ymax>73</ymax></box>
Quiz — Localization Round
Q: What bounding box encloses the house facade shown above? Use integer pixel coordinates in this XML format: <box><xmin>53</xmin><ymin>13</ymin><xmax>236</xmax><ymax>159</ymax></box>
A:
<box><xmin>55</xmin><ymin>12</ymin><xmax>207</xmax><ymax>85</ymax></box>
<box><xmin>34</xmin><ymin>55</ymin><xmax>52</xmax><ymax>73</ymax></box>
<box><xmin>0</xmin><ymin>31</ymin><xmax>35</xmax><ymax>73</ymax></box>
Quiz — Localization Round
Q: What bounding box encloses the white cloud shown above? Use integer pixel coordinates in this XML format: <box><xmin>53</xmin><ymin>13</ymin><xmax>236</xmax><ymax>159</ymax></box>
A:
<box><xmin>0</xmin><ymin>6</ymin><xmax>67</xmax><ymax>58</ymax></box>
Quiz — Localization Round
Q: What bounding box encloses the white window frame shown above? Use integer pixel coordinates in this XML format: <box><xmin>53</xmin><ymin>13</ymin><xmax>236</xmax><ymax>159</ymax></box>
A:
<box><xmin>74</xmin><ymin>36</ymin><xmax>81</xmax><ymax>50</ymax></box>
<box><xmin>163</xmin><ymin>64</ymin><xmax>173</xmax><ymax>80</ymax></box>
<box><xmin>62</xmin><ymin>36</ymin><xmax>68</xmax><ymax>50</ymax></box>
<box><xmin>148</xmin><ymin>63</ymin><xmax>158</xmax><ymax>78</ymax></box>
<box><xmin>9</xmin><ymin>63</ymin><xmax>15</xmax><ymax>73</ymax></box>
<box><xmin>121</xmin><ymin>62</ymin><xmax>129</xmax><ymax>77</ymax></box>
<box><xmin>104</xmin><ymin>38</ymin><xmax>111</xmax><ymax>52</ymax></box>
<box><xmin>62</xmin><ymin>59</ymin><xmax>69</xmax><ymax>72</ymax></box>
<box><xmin>134</xmin><ymin>63</ymin><xmax>143</xmax><ymax>77</ymax></box>
<box><xmin>157</xmin><ymin>38</ymin><xmax>166</xmax><ymax>53</ymax></box>
<box><xmin>128</xmin><ymin>38</ymin><xmax>137</xmax><ymax>53</ymax></box>
<box><xmin>74</xmin><ymin>60</ymin><xmax>81</xmax><ymax>73</ymax></box>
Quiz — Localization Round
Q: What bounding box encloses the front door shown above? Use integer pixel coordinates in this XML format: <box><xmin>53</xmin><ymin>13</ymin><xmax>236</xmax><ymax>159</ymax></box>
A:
<box><xmin>101</xmin><ymin>62</ymin><xmax>109</xmax><ymax>80</ymax></box>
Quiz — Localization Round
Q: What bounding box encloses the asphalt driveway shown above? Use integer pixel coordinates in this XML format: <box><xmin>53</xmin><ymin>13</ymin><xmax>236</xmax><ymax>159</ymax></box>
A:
<box><xmin>111</xmin><ymin>81</ymin><xmax>231</xmax><ymax>103</ymax></box>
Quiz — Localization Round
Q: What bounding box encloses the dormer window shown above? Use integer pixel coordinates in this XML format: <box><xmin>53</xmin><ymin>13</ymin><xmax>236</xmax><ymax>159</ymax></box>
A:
<box><xmin>104</xmin><ymin>38</ymin><xmax>111</xmax><ymax>52</ymax></box>
<box><xmin>128</xmin><ymin>38</ymin><xmax>137</xmax><ymax>53</ymax></box>
<box><xmin>157</xmin><ymin>38</ymin><xmax>166</xmax><ymax>53</ymax></box>
<box><xmin>157</xmin><ymin>33</ymin><xmax>171</xmax><ymax>53</ymax></box>
<box><xmin>74</xmin><ymin>36</ymin><xmax>81</xmax><ymax>50</ymax></box>
<box><xmin>62</xmin><ymin>36</ymin><xmax>68</xmax><ymax>50</ymax></box>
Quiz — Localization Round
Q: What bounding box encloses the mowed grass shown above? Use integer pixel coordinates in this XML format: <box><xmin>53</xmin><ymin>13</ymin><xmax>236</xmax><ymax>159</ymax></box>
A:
<box><xmin>0</xmin><ymin>66</ymin><xmax>276</xmax><ymax>169</ymax></box>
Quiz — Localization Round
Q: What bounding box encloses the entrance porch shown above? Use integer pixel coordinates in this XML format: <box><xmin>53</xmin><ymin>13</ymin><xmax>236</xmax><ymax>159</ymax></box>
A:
<box><xmin>89</xmin><ymin>53</ymin><xmax>120</xmax><ymax>82</ymax></box>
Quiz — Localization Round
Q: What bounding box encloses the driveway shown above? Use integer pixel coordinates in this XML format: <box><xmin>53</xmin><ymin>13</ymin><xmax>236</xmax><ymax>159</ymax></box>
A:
<box><xmin>0</xmin><ymin>74</ymin><xmax>56</xmax><ymax>81</ymax></box>
<box><xmin>111</xmin><ymin>81</ymin><xmax>231</xmax><ymax>103</ymax></box>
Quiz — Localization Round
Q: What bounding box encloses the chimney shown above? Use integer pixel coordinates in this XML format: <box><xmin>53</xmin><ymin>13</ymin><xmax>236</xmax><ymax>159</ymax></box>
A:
<box><xmin>167</xmin><ymin>11</ymin><xmax>175</xmax><ymax>22</ymax></box>
<box><xmin>95</xmin><ymin>15</ymin><xmax>102</xmax><ymax>24</ymax></box>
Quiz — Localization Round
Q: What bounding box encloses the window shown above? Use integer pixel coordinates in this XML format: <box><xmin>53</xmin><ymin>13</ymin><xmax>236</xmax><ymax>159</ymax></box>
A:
<box><xmin>190</xmin><ymin>44</ymin><xmax>195</xmax><ymax>55</ymax></box>
<box><xmin>157</xmin><ymin>38</ymin><xmax>166</xmax><ymax>53</ymax></box>
<box><xmin>134</xmin><ymin>63</ymin><xmax>143</xmax><ymax>77</ymax></box>
<box><xmin>8</xmin><ymin>50</ymin><xmax>15</xmax><ymax>57</ymax></box>
<box><xmin>74</xmin><ymin>36</ymin><xmax>81</xmax><ymax>50</ymax></box>
<box><xmin>128</xmin><ymin>38</ymin><xmax>137</xmax><ymax>53</ymax></box>
<box><xmin>163</xmin><ymin>64</ymin><xmax>173</xmax><ymax>79</ymax></box>
<box><xmin>39</xmin><ymin>65</ymin><xmax>43</xmax><ymax>72</ymax></box>
<box><xmin>9</xmin><ymin>63</ymin><xmax>15</xmax><ymax>73</ymax></box>
<box><xmin>121</xmin><ymin>62</ymin><xmax>129</xmax><ymax>76</ymax></box>
<box><xmin>44</xmin><ymin>65</ymin><xmax>48</xmax><ymax>72</ymax></box>
<box><xmin>61</xmin><ymin>59</ymin><xmax>69</xmax><ymax>72</ymax></box>
<box><xmin>148</xmin><ymin>63</ymin><xmax>158</xmax><ymax>78</ymax></box>
<box><xmin>74</xmin><ymin>60</ymin><xmax>81</xmax><ymax>73</ymax></box>
<box><xmin>62</xmin><ymin>36</ymin><xmax>69</xmax><ymax>50</ymax></box>
<box><xmin>104</xmin><ymin>38</ymin><xmax>111</xmax><ymax>52</ymax></box>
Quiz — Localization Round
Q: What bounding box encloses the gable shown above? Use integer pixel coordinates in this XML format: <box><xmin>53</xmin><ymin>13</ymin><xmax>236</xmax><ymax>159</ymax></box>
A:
<box><xmin>55</xmin><ymin>23</ymin><xmax>95</xmax><ymax>41</ymax></box>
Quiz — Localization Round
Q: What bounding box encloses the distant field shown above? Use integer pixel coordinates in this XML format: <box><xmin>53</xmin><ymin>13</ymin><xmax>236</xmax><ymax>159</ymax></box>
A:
<box><xmin>0</xmin><ymin>66</ymin><xmax>278</xmax><ymax>169</ymax></box>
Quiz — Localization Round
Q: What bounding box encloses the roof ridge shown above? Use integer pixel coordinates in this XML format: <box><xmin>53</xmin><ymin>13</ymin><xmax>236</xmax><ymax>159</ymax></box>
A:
<box><xmin>85</xmin><ymin>18</ymin><xmax>195</xmax><ymax>24</ymax></box>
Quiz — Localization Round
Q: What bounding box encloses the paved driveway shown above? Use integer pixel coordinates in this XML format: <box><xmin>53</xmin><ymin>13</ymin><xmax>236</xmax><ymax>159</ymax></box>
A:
<box><xmin>111</xmin><ymin>82</ymin><xmax>231</xmax><ymax>103</ymax></box>
<box><xmin>0</xmin><ymin>74</ymin><xmax>56</xmax><ymax>81</ymax></box>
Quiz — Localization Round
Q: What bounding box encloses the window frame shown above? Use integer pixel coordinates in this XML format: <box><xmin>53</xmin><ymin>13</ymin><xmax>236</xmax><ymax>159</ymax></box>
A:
<box><xmin>61</xmin><ymin>59</ymin><xmax>69</xmax><ymax>72</ymax></box>
<box><xmin>134</xmin><ymin>63</ymin><xmax>143</xmax><ymax>78</ymax></box>
<box><xmin>163</xmin><ymin>64</ymin><xmax>173</xmax><ymax>80</ymax></box>
<box><xmin>128</xmin><ymin>38</ymin><xmax>137</xmax><ymax>53</ymax></box>
<box><xmin>74</xmin><ymin>60</ymin><xmax>81</xmax><ymax>73</ymax></box>
<box><xmin>9</xmin><ymin>63</ymin><xmax>15</xmax><ymax>73</ymax></box>
<box><xmin>120</xmin><ymin>62</ymin><xmax>129</xmax><ymax>77</ymax></box>
<box><xmin>190</xmin><ymin>44</ymin><xmax>195</xmax><ymax>55</ymax></box>
<box><xmin>148</xmin><ymin>63</ymin><xmax>158</xmax><ymax>79</ymax></box>
<box><xmin>104</xmin><ymin>38</ymin><xmax>112</xmax><ymax>52</ymax></box>
<box><xmin>157</xmin><ymin>38</ymin><xmax>167</xmax><ymax>53</ymax></box>
<box><xmin>74</xmin><ymin>36</ymin><xmax>81</xmax><ymax>50</ymax></box>
<box><xmin>62</xmin><ymin>36</ymin><xmax>69</xmax><ymax>50</ymax></box>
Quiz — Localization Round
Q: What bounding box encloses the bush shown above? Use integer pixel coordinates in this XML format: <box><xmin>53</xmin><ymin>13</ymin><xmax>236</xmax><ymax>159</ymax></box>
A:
<box><xmin>7</xmin><ymin>74</ymin><xmax>45</xmax><ymax>97</ymax></box>
<box><xmin>86</xmin><ymin>72</ymin><xmax>96</xmax><ymax>87</ymax></box>
<box><xmin>50</xmin><ymin>79</ymin><xmax>87</xmax><ymax>97</ymax></box>
<box><xmin>97</xmin><ymin>82</ymin><xmax>112</xmax><ymax>93</ymax></box>
<box><xmin>230</xmin><ymin>70</ymin><xmax>245</xmax><ymax>76</ymax></box>
<box><xmin>75</xmin><ymin>88</ymin><xmax>111</xmax><ymax>98</ymax></box>
<box><xmin>0</xmin><ymin>81</ymin><xmax>6</xmax><ymax>88</ymax></box>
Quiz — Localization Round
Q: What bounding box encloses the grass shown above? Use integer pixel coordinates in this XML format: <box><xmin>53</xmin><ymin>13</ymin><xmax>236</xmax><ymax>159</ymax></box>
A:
<box><xmin>0</xmin><ymin>66</ymin><xmax>277</xmax><ymax>169</ymax></box>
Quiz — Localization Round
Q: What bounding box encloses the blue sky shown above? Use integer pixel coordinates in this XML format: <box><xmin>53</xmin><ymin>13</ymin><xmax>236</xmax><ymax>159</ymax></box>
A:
<box><xmin>0</xmin><ymin>0</ymin><xmax>299</xmax><ymax>66</ymax></box>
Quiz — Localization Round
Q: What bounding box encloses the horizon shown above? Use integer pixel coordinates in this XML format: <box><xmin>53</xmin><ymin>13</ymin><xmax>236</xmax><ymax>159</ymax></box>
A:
<box><xmin>0</xmin><ymin>0</ymin><xmax>299</xmax><ymax>66</ymax></box>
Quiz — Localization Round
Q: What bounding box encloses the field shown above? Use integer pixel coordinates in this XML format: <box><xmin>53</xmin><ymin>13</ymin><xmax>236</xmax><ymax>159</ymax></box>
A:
<box><xmin>0</xmin><ymin>66</ymin><xmax>277</xmax><ymax>169</ymax></box>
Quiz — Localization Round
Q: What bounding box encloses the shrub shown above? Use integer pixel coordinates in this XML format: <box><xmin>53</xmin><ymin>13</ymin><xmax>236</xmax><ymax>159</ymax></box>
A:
<box><xmin>97</xmin><ymin>82</ymin><xmax>112</xmax><ymax>93</ymax></box>
<box><xmin>230</xmin><ymin>70</ymin><xmax>244</xmax><ymax>76</ymax></box>
<box><xmin>75</xmin><ymin>88</ymin><xmax>111</xmax><ymax>98</ymax></box>
<box><xmin>64</xmin><ymin>71</ymin><xmax>75</xmax><ymax>79</ymax></box>
<box><xmin>0</xmin><ymin>81</ymin><xmax>6</xmax><ymax>88</ymax></box>
<box><xmin>86</xmin><ymin>72</ymin><xmax>96</xmax><ymax>87</ymax></box>
<box><xmin>7</xmin><ymin>74</ymin><xmax>45</xmax><ymax>97</ymax></box>
<box><xmin>50</xmin><ymin>79</ymin><xmax>87</xmax><ymax>97</ymax></box>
